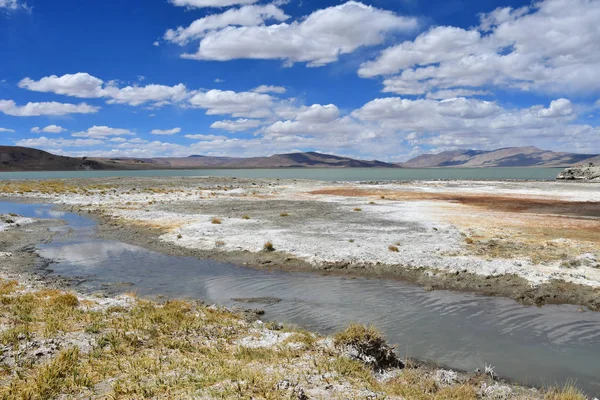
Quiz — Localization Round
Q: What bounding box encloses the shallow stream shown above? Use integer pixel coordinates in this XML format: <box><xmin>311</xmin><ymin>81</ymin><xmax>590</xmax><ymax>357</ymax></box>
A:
<box><xmin>2</xmin><ymin>201</ymin><xmax>599</xmax><ymax>395</ymax></box>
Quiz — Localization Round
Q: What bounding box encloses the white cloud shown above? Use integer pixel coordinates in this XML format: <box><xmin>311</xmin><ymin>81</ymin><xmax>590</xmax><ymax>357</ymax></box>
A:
<box><xmin>31</xmin><ymin>125</ymin><xmax>67</xmax><ymax>133</ymax></box>
<box><xmin>0</xmin><ymin>100</ymin><xmax>99</xmax><ymax>116</ymax></box>
<box><xmin>125</xmin><ymin>138</ymin><xmax>148</xmax><ymax>144</ymax></box>
<box><xmin>184</xmin><ymin>134</ymin><xmax>229</xmax><ymax>140</ymax></box>
<box><xmin>168</xmin><ymin>0</ymin><xmax>258</xmax><ymax>9</ymax></box>
<box><xmin>164</xmin><ymin>4</ymin><xmax>288</xmax><ymax>45</ymax></box>
<box><xmin>103</xmin><ymin>83</ymin><xmax>188</xmax><ymax>106</ymax></box>
<box><xmin>15</xmin><ymin>136</ymin><xmax>104</xmax><ymax>148</ymax></box>
<box><xmin>358</xmin><ymin>0</ymin><xmax>600</xmax><ymax>95</ymax></box>
<box><xmin>189</xmin><ymin>89</ymin><xmax>274</xmax><ymax>118</ymax></box>
<box><xmin>19</xmin><ymin>73</ymin><xmax>104</xmax><ymax>98</ymax></box>
<box><xmin>19</xmin><ymin>73</ymin><xmax>189</xmax><ymax>106</ymax></box>
<box><xmin>181</xmin><ymin>1</ymin><xmax>419</xmax><ymax>67</ymax></box>
<box><xmin>0</xmin><ymin>0</ymin><xmax>28</xmax><ymax>11</ymax></box>
<box><xmin>0</xmin><ymin>127</ymin><xmax>15</xmax><ymax>133</ymax></box>
<box><xmin>72</xmin><ymin>126</ymin><xmax>134</xmax><ymax>138</ymax></box>
<box><xmin>536</xmin><ymin>98</ymin><xmax>573</xmax><ymax>118</ymax></box>
<box><xmin>295</xmin><ymin>104</ymin><xmax>340</xmax><ymax>123</ymax></box>
<box><xmin>153</xmin><ymin>41</ymin><xmax>160</xmax><ymax>47</ymax></box>
<box><xmin>210</xmin><ymin>118</ymin><xmax>262</xmax><ymax>131</ymax></box>
<box><xmin>150</xmin><ymin>127</ymin><xmax>181</xmax><ymax>135</ymax></box>
<box><xmin>426</xmin><ymin>89</ymin><xmax>492</xmax><ymax>100</ymax></box>
<box><xmin>252</xmin><ymin>85</ymin><xmax>286</xmax><ymax>94</ymax></box>
<box><xmin>349</xmin><ymin>96</ymin><xmax>589</xmax><ymax>153</ymax></box>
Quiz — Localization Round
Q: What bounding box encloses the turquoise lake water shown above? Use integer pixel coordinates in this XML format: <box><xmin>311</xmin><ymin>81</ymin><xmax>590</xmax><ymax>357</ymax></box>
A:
<box><xmin>0</xmin><ymin>167</ymin><xmax>564</xmax><ymax>181</ymax></box>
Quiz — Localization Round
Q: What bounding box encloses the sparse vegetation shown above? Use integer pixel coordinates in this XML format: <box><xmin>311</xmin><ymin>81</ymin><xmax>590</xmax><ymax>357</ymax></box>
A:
<box><xmin>211</xmin><ymin>217</ymin><xmax>222</xmax><ymax>224</ymax></box>
<box><xmin>215</xmin><ymin>240</ymin><xmax>225</xmax><ymax>247</ymax></box>
<box><xmin>389</xmin><ymin>245</ymin><xmax>399</xmax><ymax>252</ymax></box>
<box><xmin>263</xmin><ymin>241</ymin><xmax>275</xmax><ymax>252</ymax></box>
<box><xmin>369</xmin><ymin>201</ymin><xmax>376</xmax><ymax>205</ymax></box>
<box><xmin>241</xmin><ymin>214</ymin><xmax>251</xmax><ymax>220</ymax></box>
<box><xmin>280</xmin><ymin>212</ymin><xmax>289</xmax><ymax>217</ymax></box>
<box><xmin>544</xmin><ymin>384</ymin><xmax>587</xmax><ymax>400</ymax></box>
<box><xmin>354</xmin><ymin>208</ymin><xmax>362</xmax><ymax>212</ymax></box>
<box><xmin>0</xmin><ymin>279</ymin><xmax>581</xmax><ymax>399</ymax></box>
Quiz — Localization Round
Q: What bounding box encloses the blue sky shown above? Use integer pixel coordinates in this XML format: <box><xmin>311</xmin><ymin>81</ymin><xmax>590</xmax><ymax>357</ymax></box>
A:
<box><xmin>0</xmin><ymin>0</ymin><xmax>599</xmax><ymax>161</ymax></box>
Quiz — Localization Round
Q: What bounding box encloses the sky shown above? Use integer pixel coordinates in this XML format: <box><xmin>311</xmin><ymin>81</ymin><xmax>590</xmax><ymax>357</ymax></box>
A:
<box><xmin>0</xmin><ymin>0</ymin><xmax>599</xmax><ymax>161</ymax></box>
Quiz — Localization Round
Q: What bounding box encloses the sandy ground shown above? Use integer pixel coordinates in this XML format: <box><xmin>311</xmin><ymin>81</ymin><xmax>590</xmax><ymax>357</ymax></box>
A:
<box><xmin>1</xmin><ymin>177</ymin><xmax>599</xmax><ymax>310</ymax></box>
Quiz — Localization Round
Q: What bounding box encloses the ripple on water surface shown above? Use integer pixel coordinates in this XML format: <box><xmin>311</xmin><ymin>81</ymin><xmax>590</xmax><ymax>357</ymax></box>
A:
<box><xmin>1</xmin><ymin>201</ymin><xmax>599</xmax><ymax>395</ymax></box>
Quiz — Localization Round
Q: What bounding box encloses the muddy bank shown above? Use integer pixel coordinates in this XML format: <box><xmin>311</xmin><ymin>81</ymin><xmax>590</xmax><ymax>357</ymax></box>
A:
<box><xmin>0</xmin><ymin>217</ymin><xmax>78</xmax><ymax>290</ymax></box>
<box><xmin>2</xmin><ymin>177</ymin><xmax>600</xmax><ymax>311</ymax></box>
<box><xmin>85</xmin><ymin>210</ymin><xmax>600</xmax><ymax>311</ymax></box>
<box><xmin>1</xmin><ymin>216</ymin><xmax>564</xmax><ymax>399</ymax></box>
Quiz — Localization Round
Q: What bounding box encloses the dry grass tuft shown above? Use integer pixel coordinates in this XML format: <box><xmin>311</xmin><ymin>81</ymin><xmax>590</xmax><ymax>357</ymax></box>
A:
<box><xmin>353</xmin><ymin>208</ymin><xmax>362</xmax><ymax>212</ymax></box>
<box><xmin>263</xmin><ymin>241</ymin><xmax>275</xmax><ymax>252</ymax></box>
<box><xmin>334</xmin><ymin>324</ymin><xmax>385</xmax><ymax>349</ymax></box>
<box><xmin>241</xmin><ymin>215</ymin><xmax>251</xmax><ymax>220</ymax></box>
<box><xmin>50</xmin><ymin>293</ymin><xmax>80</xmax><ymax>308</ymax></box>
<box><xmin>0</xmin><ymin>278</ymin><xmax>582</xmax><ymax>399</ymax></box>
<box><xmin>279</xmin><ymin>212</ymin><xmax>289</xmax><ymax>217</ymax></box>
<box><xmin>544</xmin><ymin>384</ymin><xmax>587</xmax><ymax>400</ymax></box>
<box><xmin>211</xmin><ymin>217</ymin><xmax>222</xmax><ymax>224</ymax></box>
<box><xmin>215</xmin><ymin>240</ymin><xmax>225</xmax><ymax>247</ymax></box>
<box><xmin>388</xmin><ymin>245</ymin><xmax>400</xmax><ymax>252</ymax></box>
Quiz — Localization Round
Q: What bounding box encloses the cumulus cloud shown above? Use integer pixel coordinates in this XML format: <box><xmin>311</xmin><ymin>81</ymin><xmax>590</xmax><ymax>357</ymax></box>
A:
<box><xmin>103</xmin><ymin>84</ymin><xmax>188</xmax><ymax>106</ymax></box>
<box><xmin>180</xmin><ymin>1</ymin><xmax>419</xmax><ymax>67</ymax></box>
<box><xmin>0</xmin><ymin>127</ymin><xmax>15</xmax><ymax>133</ymax></box>
<box><xmin>350</xmin><ymin>96</ymin><xmax>587</xmax><ymax>152</ymax></box>
<box><xmin>150</xmin><ymin>127</ymin><xmax>181</xmax><ymax>135</ymax></box>
<box><xmin>72</xmin><ymin>126</ymin><xmax>134</xmax><ymax>138</ymax></box>
<box><xmin>0</xmin><ymin>100</ymin><xmax>99</xmax><ymax>116</ymax></box>
<box><xmin>19</xmin><ymin>74</ymin><xmax>104</xmax><ymax>98</ymax></box>
<box><xmin>168</xmin><ymin>0</ymin><xmax>258</xmax><ymax>8</ymax></box>
<box><xmin>184</xmin><ymin>134</ymin><xmax>229</xmax><ymax>140</ymax></box>
<box><xmin>16</xmin><ymin>137</ymin><xmax>104</xmax><ymax>148</ymax></box>
<box><xmin>31</xmin><ymin>125</ymin><xmax>67</xmax><ymax>133</ymax></box>
<box><xmin>19</xmin><ymin>73</ymin><xmax>189</xmax><ymax>107</ymax></box>
<box><xmin>359</xmin><ymin>0</ymin><xmax>600</xmax><ymax>95</ymax></box>
<box><xmin>536</xmin><ymin>98</ymin><xmax>573</xmax><ymax>118</ymax></box>
<box><xmin>164</xmin><ymin>4</ymin><xmax>288</xmax><ymax>45</ymax></box>
<box><xmin>189</xmin><ymin>89</ymin><xmax>274</xmax><ymax>118</ymax></box>
<box><xmin>210</xmin><ymin>118</ymin><xmax>263</xmax><ymax>131</ymax></box>
<box><xmin>252</xmin><ymin>85</ymin><xmax>286</xmax><ymax>94</ymax></box>
<box><xmin>426</xmin><ymin>89</ymin><xmax>492</xmax><ymax>100</ymax></box>
<box><xmin>295</xmin><ymin>104</ymin><xmax>340</xmax><ymax>123</ymax></box>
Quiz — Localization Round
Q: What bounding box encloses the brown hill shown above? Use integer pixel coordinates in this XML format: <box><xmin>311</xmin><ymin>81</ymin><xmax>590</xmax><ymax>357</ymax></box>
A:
<box><xmin>400</xmin><ymin>147</ymin><xmax>597</xmax><ymax>168</ymax></box>
<box><xmin>0</xmin><ymin>146</ymin><xmax>117</xmax><ymax>171</ymax></box>
<box><xmin>0</xmin><ymin>146</ymin><xmax>396</xmax><ymax>171</ymax></box>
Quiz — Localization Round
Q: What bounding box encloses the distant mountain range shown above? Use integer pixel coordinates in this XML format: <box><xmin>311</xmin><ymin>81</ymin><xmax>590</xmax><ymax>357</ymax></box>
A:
<box><xmin>398</xmin><ymin>146</ymin><xmax>598</xmax><ymax>168</ymax></box>
<box><xmin>0</xmin><ymin>145</ymin><xmax>597</xmax><ymax>172</ymax></box>
<box><xmin>0</xmin><ymin>146</ymin><xmax>394</xmax><ymax>171</ymax></box>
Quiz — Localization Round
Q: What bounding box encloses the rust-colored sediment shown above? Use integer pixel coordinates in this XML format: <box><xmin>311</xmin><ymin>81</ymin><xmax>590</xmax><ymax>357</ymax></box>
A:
<box><xmin>310</xmin><ymin>187</ymin><xmax>600</xmax><ymax>218</ymax></box>
<box><xmin>311</xmin><ymin>187</ymin><xmax>600</xmax><ymax>261</ymax></box>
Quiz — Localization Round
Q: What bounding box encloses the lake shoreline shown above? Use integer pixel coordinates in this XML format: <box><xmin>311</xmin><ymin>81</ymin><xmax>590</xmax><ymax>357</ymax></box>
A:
<box><xmin>2</xmin><ymin>176</ymin><xmax>599</xmax><ymax>311</ymax></box>
<box><xmin>0</xmin><ymin>210</ymin><xmax>566</xmax><ymax>399</ymax></box>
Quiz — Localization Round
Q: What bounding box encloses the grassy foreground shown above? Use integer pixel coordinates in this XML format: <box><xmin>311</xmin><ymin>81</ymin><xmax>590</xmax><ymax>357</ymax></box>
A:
<box><xmin>0</xmin><ymin>278</ymin><xmax>588</xmax><ymax>399</ymax></box>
